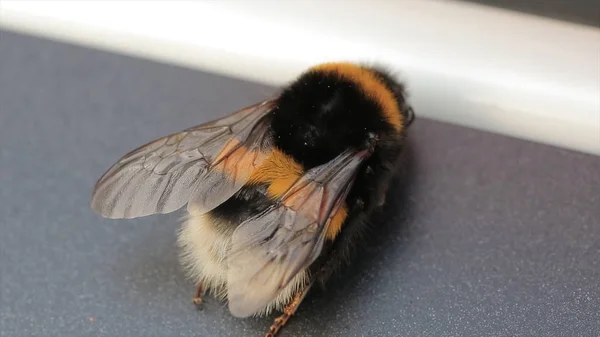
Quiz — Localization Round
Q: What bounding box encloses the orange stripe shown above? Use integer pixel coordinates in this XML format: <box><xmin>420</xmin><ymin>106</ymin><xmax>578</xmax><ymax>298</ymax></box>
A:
<box><xmin>213</xmin><ymin>139</ymin><xmax>266</xmax><ymax>181</ymax></box>
<box><xmin>213</xmin><ymin>138</ymin><xmax>241</xmax><ymax>164</ymax></box>
<box><xmin>250</xmin><ymin>149</ymin><xmax>348</xmax><ymax>241</ymax></box>
<box><xmin>326</xmin><ymin>206</ymin><xmax>347</xmax><ymax>240</ymax></box>
<box><xmin>309</xmin><ymin>62</ymin><xmax>403</xmax><ymax>132</ymax></box>
<box><xmin>249</xmin><ymin>148</ymin><xmax>303</xmax><ymax>198</ymax></box>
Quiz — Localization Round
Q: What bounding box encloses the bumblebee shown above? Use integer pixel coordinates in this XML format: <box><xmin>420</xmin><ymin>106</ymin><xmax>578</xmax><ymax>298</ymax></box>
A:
<box><xmin>91</xmin><ymin>62</ymin><xmax>415</xmax><ymax>336</ymax></box>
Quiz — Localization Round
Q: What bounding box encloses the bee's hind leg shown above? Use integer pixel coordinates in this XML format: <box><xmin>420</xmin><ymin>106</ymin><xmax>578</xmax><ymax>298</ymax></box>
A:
<box><xmin>192</xmin><ymin>282</ymin><xmax>205</xmax><ymax>310</ymax></box>
<box><xmin>265</xmin><ymin>283</ymin><xmax>312</xmax><ymax>337</ymax></box>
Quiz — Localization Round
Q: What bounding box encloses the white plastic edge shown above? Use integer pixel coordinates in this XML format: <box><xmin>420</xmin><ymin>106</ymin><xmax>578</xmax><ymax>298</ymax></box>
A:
<box><xmin>1</xmin><ymin>0</ymin><xmax>599</xmax><ymax>155</ymax></box>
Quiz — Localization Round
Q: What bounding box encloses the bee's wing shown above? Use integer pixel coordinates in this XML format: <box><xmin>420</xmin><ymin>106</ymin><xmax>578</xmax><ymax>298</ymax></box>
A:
<box><xmin>91</xmin><ymin>100</ymin><xmax>275</xmax><ymax>219</ymax></box>
<box><xmin>226</xmin><ymin>148</ymin><xmax>373</xmax><ymax>317</ymax></box>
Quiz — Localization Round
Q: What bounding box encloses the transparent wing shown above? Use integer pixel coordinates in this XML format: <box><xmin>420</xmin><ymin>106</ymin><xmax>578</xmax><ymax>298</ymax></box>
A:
<box><xmin>226</xmin><ymin>148</ymin><xmax>373</xmax><ymax>317</ymax></box>
<box><xmin>91</xmin><ymin>100</ymin><xmax>274</xmax><ymax>219</ymax></box>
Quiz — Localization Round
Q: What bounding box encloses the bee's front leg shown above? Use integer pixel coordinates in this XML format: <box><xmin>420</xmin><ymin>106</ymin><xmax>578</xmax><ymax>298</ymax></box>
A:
<box><xmin>192</xmin><ymin>282</ymin><xmax>205</xmax><ymax>309</ymax></box>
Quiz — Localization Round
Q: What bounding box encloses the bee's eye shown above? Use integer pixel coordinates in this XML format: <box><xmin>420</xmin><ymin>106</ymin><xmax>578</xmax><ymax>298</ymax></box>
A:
<box><xmin>403</xmin><ymin>105</ymin><xmax>415</xmax><ymax>127</ymax></box>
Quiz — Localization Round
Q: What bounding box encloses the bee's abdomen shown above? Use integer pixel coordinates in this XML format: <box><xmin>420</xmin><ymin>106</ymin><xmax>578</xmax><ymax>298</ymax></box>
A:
<box><xmin>208</xmin><ymin>183</ymin><xmax>273</xmax><ymax>234</ymax></box>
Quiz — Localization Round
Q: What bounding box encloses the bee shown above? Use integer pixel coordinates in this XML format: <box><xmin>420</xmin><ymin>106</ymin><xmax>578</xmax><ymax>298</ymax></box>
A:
<box><xmin>91</xmin><ymin>62</ymin><xmax>415</xmax><ymax>336</ymax></box>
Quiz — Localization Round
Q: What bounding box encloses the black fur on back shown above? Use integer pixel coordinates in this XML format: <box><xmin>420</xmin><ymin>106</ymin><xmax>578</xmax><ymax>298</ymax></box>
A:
<box><xmin>269</xmin><ymin>69</ymin><xmax>398</xmax><ymax>170</ymax></box>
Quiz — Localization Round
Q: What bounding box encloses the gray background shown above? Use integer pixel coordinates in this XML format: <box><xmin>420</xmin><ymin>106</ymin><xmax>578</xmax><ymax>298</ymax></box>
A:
<box><xmin>461</xmin><ymin>0</ymin><xmax>600</xmax><ymax>27</ymax></box>
<box><xmin>1</xmin><ymin>27</ymin><xmax>599</xmax><ymax>337</ymax></box>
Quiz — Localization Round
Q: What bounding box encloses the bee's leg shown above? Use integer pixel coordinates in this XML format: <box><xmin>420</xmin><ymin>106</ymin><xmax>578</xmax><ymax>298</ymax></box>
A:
<box><xmin>265</xmin><ymin>284</ymin><xmax>312</xmax><ymax>337</ymax></box>
<box><xmin>192</xmin><ymin>282</ymin><xmax>205</xmax><ymax>309</ymax></box>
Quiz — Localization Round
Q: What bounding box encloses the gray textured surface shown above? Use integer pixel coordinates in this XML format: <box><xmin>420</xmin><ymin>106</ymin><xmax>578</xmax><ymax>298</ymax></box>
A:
<box><xmin>1</xmin><ymin>30</ymin><xmax>599</xmax><ymax>337</ymax></box>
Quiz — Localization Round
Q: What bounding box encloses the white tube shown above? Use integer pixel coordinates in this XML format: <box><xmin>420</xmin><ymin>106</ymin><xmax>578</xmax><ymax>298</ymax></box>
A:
<box><xmin>1</xmin><ymin>0</ymin><xmax>598</xmax><ymax>155</ymax></box>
